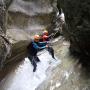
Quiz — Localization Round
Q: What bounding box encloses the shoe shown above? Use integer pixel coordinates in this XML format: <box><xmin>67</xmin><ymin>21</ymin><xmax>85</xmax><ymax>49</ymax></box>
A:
<box><xmin>35</xmin><ymin>58</ymin><xmax>40</xmax><ymax>62</ymax></box>
<box><xmin>33</xmin><ymin>68</ymin><xmax>36</xmax><ymax>72</ymax></box>
<box><xmin>33</xmin><ymin>65</ymin><xmax>37</xmax><ymax>72</ymax></box>
<box><xmin>36</xmin><ymin>59</ymin><xmax>40</xmax><ymax>62</ymax></box>
<box><xmin>53</xmin><ymin>57</ymin><xmax>56</xmax><ymax>60</ymax></box>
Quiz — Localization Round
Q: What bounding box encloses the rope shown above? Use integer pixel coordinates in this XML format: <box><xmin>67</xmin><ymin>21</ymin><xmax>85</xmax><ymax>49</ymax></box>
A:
<box><xmin>49</xmin><ymin>30</ymin><xmax>60</xmax><ymax>40</ymax></box>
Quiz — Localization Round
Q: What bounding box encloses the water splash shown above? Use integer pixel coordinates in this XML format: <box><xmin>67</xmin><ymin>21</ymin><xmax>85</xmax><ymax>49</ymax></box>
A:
<box><xmin>0</xmin><ymin>50</ymin><xmax>60</xmax><ymax>90</ymax></box>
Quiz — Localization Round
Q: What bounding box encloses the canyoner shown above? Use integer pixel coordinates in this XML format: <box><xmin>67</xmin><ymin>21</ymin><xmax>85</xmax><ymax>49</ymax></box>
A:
<box><xmin>27</xmin><ymin>34</ymin><xmax>56</xmax><ymax>72</ymax></box>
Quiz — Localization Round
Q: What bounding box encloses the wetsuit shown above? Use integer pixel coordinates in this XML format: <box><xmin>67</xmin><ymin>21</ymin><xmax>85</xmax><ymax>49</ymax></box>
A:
<box><xmin>27</xmin><ymin>40</ymin><xmax>47</xmax><ymax>72</ymax></box>
<box><xmin>41</xmin><ymin>34</ymin><xmax>55</xmax><ymax>59</ymax></box>
<box><xmin>42</xmin><ymin>35</ymin><xmax>49</xmax><ymax>41</ymax></box>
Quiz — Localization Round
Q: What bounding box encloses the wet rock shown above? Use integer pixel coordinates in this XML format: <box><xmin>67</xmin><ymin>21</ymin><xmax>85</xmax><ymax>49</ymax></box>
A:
<box><xmin>0</xmin><ymin>0</ymin><xmax>6</xmax><ymax>34</ymax></box>
<box><xmin>3</xmin><ymin>0</ymin><xmax>57</xmax><ymax>65</ymax></box>
<box><xmin>6</xmin><ymin>40</ymin><xmax>30</xmax><ymax>64</ymax></box>
<box><xmin>0</xmin><ymin>0</ymin><xmax>58</xmax><ymax>73</ymax></box>
<box><xmin>0</xmin><ymin>0</ymin><xmax>57</xmax><ymax>69</ymax></box>
<box><xmin>5</xmin><ymin>27</ymin><xmax>31</xmax><ymax>65</ymax></box>
<box><xmin>0</xmin><ymin>0</ymin><xmax>11</xmax><ymax>69</ymax></box>
<box><xmin>0</xmin><ymin>36</ymin><xmax>10</xmax><ymax>69</ymax></box>
<box><xmin>7</xmin><ymin>0</ymin><xmax>55</xmax><ymax>34</ymax></box>
<box><xmin>0</xmin><ymin>0</ymin><xmax>30</xmax><ymax>70</ymax></box>
<box><xmin>57</xmin><ymin>0</ymin><xmax>90</xmax><ymax>59</ymax></box>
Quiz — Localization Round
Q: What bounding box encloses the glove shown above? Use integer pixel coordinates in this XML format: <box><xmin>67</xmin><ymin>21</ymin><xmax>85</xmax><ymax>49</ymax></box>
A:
<box><xmin>46</xmin><ymin>45</ymin><xmax>49</xmax><ymax>48</ymax></box>
<box><xmin>46</xmin><ymin>41</ymin><xmax>51</xmax><ymax>44</ymax></box>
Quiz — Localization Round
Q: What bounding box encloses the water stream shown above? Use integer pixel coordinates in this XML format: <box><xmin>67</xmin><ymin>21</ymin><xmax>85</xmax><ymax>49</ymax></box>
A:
<box><xmin>0</xmin><ymin>50</ymin><xmax>60</xmax><ymax>90</ymax></box>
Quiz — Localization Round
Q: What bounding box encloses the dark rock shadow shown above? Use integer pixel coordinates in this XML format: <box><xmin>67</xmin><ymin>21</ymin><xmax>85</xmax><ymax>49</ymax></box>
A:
<box><xmin>69</xmin><ymin>46</ymin><xmax>90</xmax><ymax>73</ymax></box>
<box><xmin>0</xmin><ymin>60</ymin><xmax>24</xmax><ymax>82</ymax></box>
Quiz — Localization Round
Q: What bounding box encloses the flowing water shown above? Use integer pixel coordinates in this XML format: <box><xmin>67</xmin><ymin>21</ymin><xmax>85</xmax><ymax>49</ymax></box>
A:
<box><xmin>0</xmin><ymin>38</ymin><xmax>90</xmax><ymax>90</ymax></box>
<box><xmin>0</xmin><ymin>49</ymin><xmax>60</xmax><ymax>90</ymax></box>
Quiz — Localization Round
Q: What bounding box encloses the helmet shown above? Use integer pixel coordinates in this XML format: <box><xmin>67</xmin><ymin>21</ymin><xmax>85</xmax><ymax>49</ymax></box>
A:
<box><xmin>43</xmin><ymin>35</ymin><xmax>48</xmax><ymax>41</ymax></box>
<box><xmin>34</xmin><ymin>34</ymin><xmax>40</xmax><ymax>42</ymax></box>
<box><xmin>43</xmin><ymin>30</ymin><xmax>48</xmax><ymax>36</ymax></box>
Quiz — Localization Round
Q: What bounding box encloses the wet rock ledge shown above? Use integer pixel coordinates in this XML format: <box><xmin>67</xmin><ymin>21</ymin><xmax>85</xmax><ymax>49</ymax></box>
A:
<box><xmin>0</xmin><ymin>0</ymin><xmax>57</xmax><ymax>71</ymax></box>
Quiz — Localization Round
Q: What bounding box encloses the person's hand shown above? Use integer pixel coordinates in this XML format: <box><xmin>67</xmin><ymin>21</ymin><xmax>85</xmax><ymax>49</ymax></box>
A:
<box><xmin>46</xmin><ymin>41</ymin><xmax>49</xmax><ymax>44</ymax></box>
<box><xmin>46</xmin><ymin>41</ymin><xmax>51</xmax><ymax>44</ymax></box>
<box><xmin>46</xmin><ymin>45</ymin><xmax>48</xmax><ymax>48</ymax></box>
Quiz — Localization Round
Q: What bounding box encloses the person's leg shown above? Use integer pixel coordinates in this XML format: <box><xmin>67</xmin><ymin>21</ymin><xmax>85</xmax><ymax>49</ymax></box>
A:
<box><xmin>47</xmin><ymin>47</ymin><xmax>55</xmax><ymax>59</ymax></box>
<box><xmin>28</xmin><ymin>54</ymin><xmax>37</xmax><ymax>72</ymax></box>
<box><xmin>35</xmin><ymin>55</ymin><xmax>40</xmax><ymax>62</ymax></box>
<box><xmin>28</xmin><ymin>54</ymin><xmax>33</xmax><ymax>63</ymax></box>
<box><xmin>32</xmin><ymin>56</ymin><xmax>37</xmax><ymax>72</ymax></box>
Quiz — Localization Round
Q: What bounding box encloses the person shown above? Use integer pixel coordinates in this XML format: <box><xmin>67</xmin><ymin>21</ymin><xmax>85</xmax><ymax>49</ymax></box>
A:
<box><xmin>41</xmin><ymin>30</ymin><xmax>55</xmax><ymax>59</ymax></box>
<box><xmin>42</xmin><ymin>30</ymin><xmax>55</xmax><ymax>41</ymax></box>
<box><xmin>42</xmin><ymin>30</ymin><xmax>49</xmax><ymax>41</ymax></box>
<box><xmin>39</xmin><ymin>30</ymin><xmax>49</xmax><ymax>42</ymax></box>
<box><xmin>42</xmin><ymin>30</ymin><xmax>56</xmax><ymax>59</ymax></box>
<box><xmin>46</xmin><ymin>45</ymin><xmax>55</xmax><ymax>59</ymax></box>
<box><xmin>27</xmin><ymin>34</ymin><xmax>48</xmax><ymax>72</ymax></box>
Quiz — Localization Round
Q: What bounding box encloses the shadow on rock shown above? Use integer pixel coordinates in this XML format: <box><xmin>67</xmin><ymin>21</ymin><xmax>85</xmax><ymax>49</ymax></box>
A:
<box><xmin>69</xmin><ymin>47</ymin><xmax>90</xmax><ymax>73</ymax></box>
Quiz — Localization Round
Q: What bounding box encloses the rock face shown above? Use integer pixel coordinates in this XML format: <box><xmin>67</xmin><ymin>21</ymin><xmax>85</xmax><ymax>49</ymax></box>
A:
<box><xmin>0</xmin><ymin>0</ymin><xmax>6</xmax><ymax>34</ymax></box>
<box><xmin>0</xmin><ymin>0</ymin><xmax>57</xmax><ymax>70</ymax></box>
<box><xmin>0</xmin><ymin>0</ymin><xmax>11</xmax><ymax>69</ymax></box>
<box><xmin>57</xmin><ymin>0</ymin><xmax>90</xmax><ymax>58</ymax></box>
<box><xmin>7</xmin><ymin>0</ymin><xmax>55</xmax><ymax>35</ymax></box>
<box><xmin>5</xmin><ymin>0</ymin><xmax>57</xmax><ymax>64</ymax></box>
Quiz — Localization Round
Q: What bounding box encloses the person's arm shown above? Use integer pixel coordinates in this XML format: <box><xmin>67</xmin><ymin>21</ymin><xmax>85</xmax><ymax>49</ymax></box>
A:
<box><xmin>48</xmin><ymin>33</ymin><xmax>54</xmax><ymax>39</ymax></box>
<box><xmin>32</xmin><ymin>42</ymin><xmax>46</xmax><ymax>50</ymax></box>
<box><xmin>38</xmin><ymin>42</ymin><xmax>47</xmax><ymax>46</ymax></box>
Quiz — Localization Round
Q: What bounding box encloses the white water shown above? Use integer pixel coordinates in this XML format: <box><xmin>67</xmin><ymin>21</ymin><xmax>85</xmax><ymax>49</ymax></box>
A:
<box><xmin>0</xmin><ymin>50</ymin><xmax>60</xmax><ymax>90</ymax></box>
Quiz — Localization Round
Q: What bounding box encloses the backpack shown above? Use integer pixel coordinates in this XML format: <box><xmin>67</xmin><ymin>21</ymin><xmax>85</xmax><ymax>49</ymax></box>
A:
<box><xmin>27</xmin><ymin>41</ymin><xmax>37</xmax><ymax>55</ymax></box>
